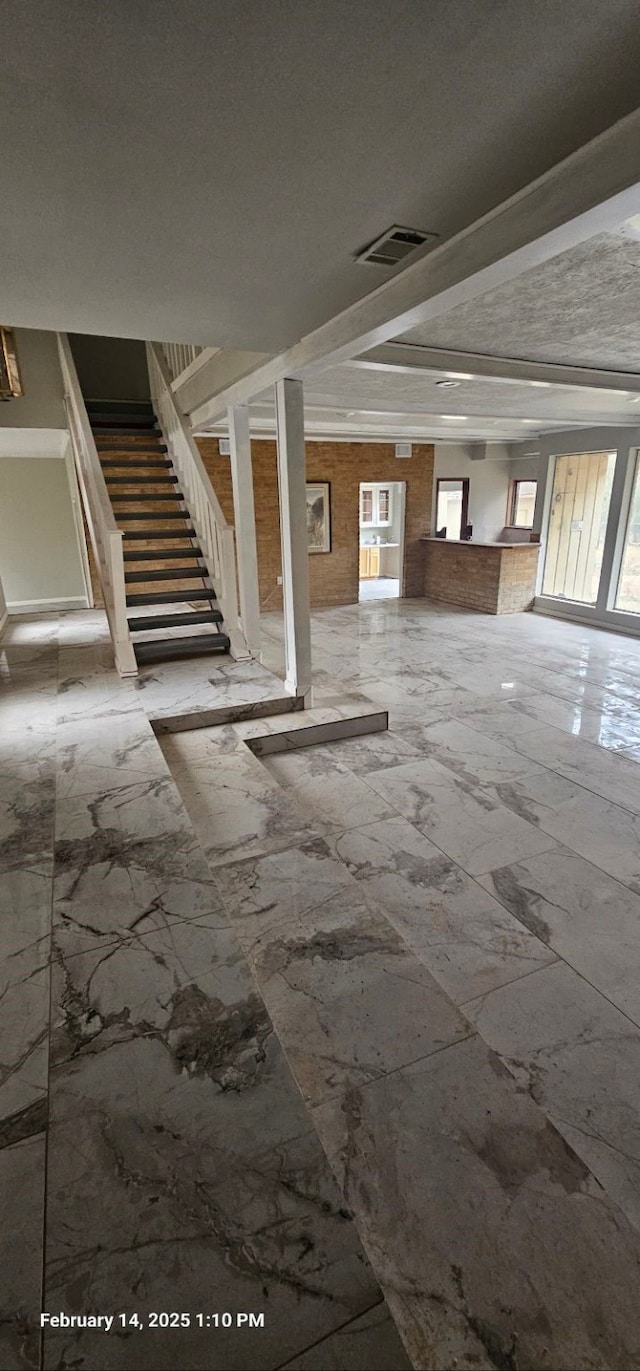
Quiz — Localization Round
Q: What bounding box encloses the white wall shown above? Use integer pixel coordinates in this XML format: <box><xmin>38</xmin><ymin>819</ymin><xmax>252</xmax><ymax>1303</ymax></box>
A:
<box><xmin>434</xmin><ymin>443</ymin><xmax>511</xmax><ymax>542</ymax></box>
<box><xmin>0</xmin><ymin>329</ymin><xmax>66</xmax><ymax>430</ymax></box>
<box><xmin>0</xmin><ymin>455</ymin><xmax>88</xmax><ymax>610</ymax></box>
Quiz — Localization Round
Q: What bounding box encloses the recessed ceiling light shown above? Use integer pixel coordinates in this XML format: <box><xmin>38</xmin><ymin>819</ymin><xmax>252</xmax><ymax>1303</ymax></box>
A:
<box><xmin>435</xmin><ymin>379</ymin><xmax>460</xmax><ymax>389</ymax></box>
<box><xmin>529</xmin><ymin>381</ymin><xmax>553</xmax><ymax>388</ymax></box>
<box><xmin>521</xmin><ymin>419</ymin><xmax>538</xmax><ymax>425</ymax></box>
<box><xmin>440</xmin><ymin>414</ymin><xmax>468</xmax><ymax>421</ymax></box>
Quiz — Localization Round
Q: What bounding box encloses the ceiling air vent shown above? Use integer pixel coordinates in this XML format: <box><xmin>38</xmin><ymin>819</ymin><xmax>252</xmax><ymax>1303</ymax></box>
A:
<box><xmin>219</xmin><ymin>438</ymin><xmax>230</xmax><ymax>456</ymax></box>
<box><xmin>356</xmin><ymin>225</ymin><xmax>437</xmax><ymax>268</ymax></box>
<box><xmin>395</xmin><ymin>442</ymin><xmax>412</xmax><ymax>459</ymax></box>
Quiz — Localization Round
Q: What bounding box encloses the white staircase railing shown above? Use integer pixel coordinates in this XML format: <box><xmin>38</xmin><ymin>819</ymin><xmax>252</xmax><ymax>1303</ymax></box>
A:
<box><xmin>162</xmin><ymin>343</ymin><xmax>203</xmax><ymax>383</ymax></box>
<box><xmin>57</xmin><ymin>333</ymin><xmax>137</xmax><ymax>677</ymax></box>
<box><xmin>146</xmin><ymin>342</ymin><xmax>250</xmax><ymax>661</ymax></box>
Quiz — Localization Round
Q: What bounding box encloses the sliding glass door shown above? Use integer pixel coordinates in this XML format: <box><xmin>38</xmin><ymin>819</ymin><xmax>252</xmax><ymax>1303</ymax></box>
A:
<box><xmin>541</xmin><ymin>451</ymin><xmax>616</xmax><ymax>605</ymax></box>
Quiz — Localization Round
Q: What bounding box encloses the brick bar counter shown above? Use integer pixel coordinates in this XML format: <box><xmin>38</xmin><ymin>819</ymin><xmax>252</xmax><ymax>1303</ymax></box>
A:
<box><xmin>421</xmin><ymin>537</ymin><xmax>540</xmax><ymax>614</ymax></box>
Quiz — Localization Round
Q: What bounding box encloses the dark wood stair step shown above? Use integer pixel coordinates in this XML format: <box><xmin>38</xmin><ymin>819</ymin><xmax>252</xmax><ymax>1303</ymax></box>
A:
<box><xmin>117</xmin><ymin>510</ymin><xmax>189</xmax><ymax>520</ymax></box>
<box><xmin>106</xmin><ymin>475</ymin><xmax>178</xmax><ymax>485</ymax></box>
<box><xmin>133</xmin><ymin>634</ymin><xmax>230</xmax><ymax>663</ymax></box>
<box><xmin>91</xmin><ymin>420</ymin><xmax>159</xmax><ymax>431</ymax></box>
<box><xmin>122</xmin><ymin>527</ymin><xmax>197</xmax><ymax>539</ymax></box>
<box><xmin>126</xmin><ymin>589</ymin><xmax>216</xmax><ymax>606</ymax></box>
<box><xmin>128</xmin><ymin>609</ymin><xmax>223</xmax><ymax>632</ymax></box>
<box><xmin>124</xmin><ymin>567</ymin><xmax>208</xmax><ymax>583</ymax></box>
<box><xmin>86</xmin><ymin>400</ymin><xmax>154</xmax><ymax>415</ymax></box>
<box><xmin>101</xmin><ymin>458</ymin><xmax>172</xmax><ymax>469</ymax></box>
<box><xmin>97</xmin><ymin>442</ymin><xmax>168</xmax><ymax>453</ymax></box>
<box><xmin>111</xmin><ymin>488</ymin><xmax>182</xmax><ymax>499</ymax></box>
<box><xmin>123</xmin><ymin>546</ymin><xmax>203</xmax><ymax>561</ymax></box>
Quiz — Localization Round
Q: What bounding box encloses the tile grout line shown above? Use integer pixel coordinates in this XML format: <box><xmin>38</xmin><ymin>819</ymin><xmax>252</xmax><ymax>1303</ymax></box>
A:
<box><xmin>272</xmin><ymin>1297</ymin><xmax>390</xmax><ymax>1371</ymax></box>
<box><xmin>39</xmin><ymin>613</ymin><xmax>63</xmax><ymax>1371</ymax></box>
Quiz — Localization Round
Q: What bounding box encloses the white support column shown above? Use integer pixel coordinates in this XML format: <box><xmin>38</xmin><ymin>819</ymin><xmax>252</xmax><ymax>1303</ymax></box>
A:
<box><xmin>275</xmin><ymin>378</ymin><xmax>312</xmax><ymax>700</ymax></box>
<box><xmin>228</xmin><ymin>404</ymin><xmax>261</xmax><ymax>655</ymax></box>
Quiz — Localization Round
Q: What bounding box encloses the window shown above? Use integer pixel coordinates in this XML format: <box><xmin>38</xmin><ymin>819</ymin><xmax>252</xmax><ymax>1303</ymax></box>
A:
<box><xmin>615</xmin><ymin>451</ymin><xmax>640</xmax><ymax>614</ymax></box>
<box><xmin>508</xmin><ymin>479</ymin><xmax>537</xmax><ymax>528</ymax></box>
<box><xmin>360</xmin><ymin>484</ymin><xmax>392</xmax><ymax>525</ymax></box>
<box><xmin>541</xmin><ymin>451</ymin><xmax>615</xmax><ymax>605</ymax></box>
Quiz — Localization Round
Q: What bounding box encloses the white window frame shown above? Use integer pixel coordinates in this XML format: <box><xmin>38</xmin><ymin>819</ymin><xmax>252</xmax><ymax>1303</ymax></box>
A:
<box><xmin>534</xmin><ymin>442</ymin><xmax>640</xmax><ymax>638</ymax></box>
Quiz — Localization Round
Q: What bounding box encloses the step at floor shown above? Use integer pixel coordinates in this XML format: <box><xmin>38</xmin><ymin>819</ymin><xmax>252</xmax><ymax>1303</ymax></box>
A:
<box><xmin>126</xmin><ymin>601</ymin><xmax>223</xmax><ymax>641</ymax></box>
<box><xmin>159</xmin><ymin>702</ymin><xmax>390</xmax><ymax>867</ymax></box>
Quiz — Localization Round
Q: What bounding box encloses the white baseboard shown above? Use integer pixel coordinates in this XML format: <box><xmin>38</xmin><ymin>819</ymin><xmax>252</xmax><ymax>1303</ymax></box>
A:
<box><xmin>7</xmin><ymin>595</ymin><xmax>90</xmax><ymax>614</ymax></box>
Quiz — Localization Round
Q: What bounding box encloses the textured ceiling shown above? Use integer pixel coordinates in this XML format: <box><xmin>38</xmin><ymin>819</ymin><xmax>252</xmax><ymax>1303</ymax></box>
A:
<box><xmin>2</xmin><ymin>0</ymin><xmax>640</xmax><ymax>349</ymax></box>
<box><xmin>253</xmin><ymin>362</ymin><xmax>640</xmax><ymax>425</ymax></box>
<box><xmin>396</xmin><ymin>231</ymin><xmax>640</xmax><ymax>369</ymax></box>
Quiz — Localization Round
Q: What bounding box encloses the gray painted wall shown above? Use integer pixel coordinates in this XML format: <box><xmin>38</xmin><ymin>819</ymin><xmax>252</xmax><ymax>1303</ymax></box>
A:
<box><xmin>69</xmin><ymin>335</ymin><xmax>150</xmax><ymax>401</ymax></box>
<box><xmin>0</xmin><ymin>329</ymin><xmax>66</xmax><ymax>429</ymax></box>
<box><xmin>0</xmin><ymin>457</ymin><xmax>87</xmax><ymax>607</ymax></box>
<box><xmin>434</xmin><ymin>443</ymin><xmax>511</xmax><ymax>543</ymax></box>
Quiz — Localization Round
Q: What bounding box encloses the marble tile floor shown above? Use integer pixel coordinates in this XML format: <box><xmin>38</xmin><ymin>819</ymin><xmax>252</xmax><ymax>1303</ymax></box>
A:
<box><xmin>8</xmin><ymin>600</ymin><xmax>640</xmax><ymax>1368</ymax></box>
<box><xmin>0</xmin><ymin>611</ymin><xmax>409</xmax><ymax>1371</ymax></box>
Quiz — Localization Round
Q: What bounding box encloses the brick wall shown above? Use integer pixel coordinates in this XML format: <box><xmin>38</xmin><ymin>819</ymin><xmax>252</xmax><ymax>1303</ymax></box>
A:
<box><xmin>197</xmin><ymin>439</ymin><xmax>434</xmax><ymax>610</ymax></box>
<box><xmin>496</xmin><ymin>545</ymin><xmax>540</xmax><ymax>613</ymax></box>
<box><xmin>424</xmin><ymin>540</ymin><xmax>539</xmax><ymax>614</ymax></box>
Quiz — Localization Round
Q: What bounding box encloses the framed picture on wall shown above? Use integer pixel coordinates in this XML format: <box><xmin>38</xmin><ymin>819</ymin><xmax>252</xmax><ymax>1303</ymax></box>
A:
<box><xmin>306</xmin><ymin>482</ymin><xmax>331</xmax><ymax>553</ymax></box>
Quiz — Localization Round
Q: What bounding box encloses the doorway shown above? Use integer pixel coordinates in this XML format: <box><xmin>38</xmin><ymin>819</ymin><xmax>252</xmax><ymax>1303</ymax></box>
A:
<box><xmin>435</xmin><ymin>478</ymin><xmax>470</xmax><ymax>540</ymax></box>
<box><xmin>358</xmin><ymin>481</ymin><xmax>406</xmax><ymax>601</ymax></box>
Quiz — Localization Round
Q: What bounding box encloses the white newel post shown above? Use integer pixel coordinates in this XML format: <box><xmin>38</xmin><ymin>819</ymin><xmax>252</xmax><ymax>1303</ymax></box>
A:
<box><xmin>275</xmin><ymin>378</ymin><xmax>312</xmax><ymax>699</ymax></box>
<box><xmin>228</xmin><ymin>404</ymin><xmax>261</xmax><ymax>656</ymax></box>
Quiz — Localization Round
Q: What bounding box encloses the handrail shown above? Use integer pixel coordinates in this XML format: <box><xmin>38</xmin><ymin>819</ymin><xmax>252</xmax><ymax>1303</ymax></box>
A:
<box><xmin>57</xmin><ymin>333</ymin><xmax>137</xmax><ymax>677</ymax></box>
<box><xmin>146</xmin><ymin>342</ymin><xmax>250</xmax><ymax>661</ymax></box>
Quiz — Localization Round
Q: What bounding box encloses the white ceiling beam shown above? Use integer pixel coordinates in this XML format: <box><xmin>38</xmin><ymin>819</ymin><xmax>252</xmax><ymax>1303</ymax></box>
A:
<box><xmin>197</xmin><ymin>410</ymin><xmax>617</xmax><ymax>443</ymax></box>
<box><xmin>190</xmin><ymin>106</ymin><xmax>640</xmax><ymax>428</ymax></box>
<box><xmin>344</xmin><ymin>343</ymin><xmax>640</xmax><ymax>394</ymax></box>
<box><xmin>244</xmin><ymin>402</ymin><xmax>640</xmax><ymax>428</ymax></box>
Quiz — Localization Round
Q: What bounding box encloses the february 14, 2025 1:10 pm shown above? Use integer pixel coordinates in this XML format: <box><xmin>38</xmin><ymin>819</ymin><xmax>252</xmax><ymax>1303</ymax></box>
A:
<box><xmin>40</xmin><ymin>1312</ymin><xmax>266</xmax><ymax>1332</ymax></box>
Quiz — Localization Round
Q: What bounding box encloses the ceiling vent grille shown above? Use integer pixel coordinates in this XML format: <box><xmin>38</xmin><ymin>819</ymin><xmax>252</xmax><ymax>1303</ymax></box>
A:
<box><xmin>219</xmin><ymin>438</ymin><xmax>230</xmax><ymax>456</ymax></box>
<box><xmin>395</xmin><ymin>442</ymin><xmax>412</xmax><ymax>459</ymax></box>
<box><xmin>356</xmin><ymin>225</ymin><xmax>437</xmax><ymax>268</ymax></box>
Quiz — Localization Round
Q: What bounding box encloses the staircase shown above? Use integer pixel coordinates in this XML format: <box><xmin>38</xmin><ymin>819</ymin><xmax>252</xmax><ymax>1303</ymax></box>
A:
<box><xmin>87</xmin><ymin>399</ymin><xmax>231</xmax><ymax>666</ymax></box>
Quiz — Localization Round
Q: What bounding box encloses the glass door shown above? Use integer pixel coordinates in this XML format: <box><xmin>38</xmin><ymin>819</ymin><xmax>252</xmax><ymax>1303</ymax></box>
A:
<box><xmin>542</xmin><ymin>451</ymin><xmax>616</xmax><ymax>605</ymax></box>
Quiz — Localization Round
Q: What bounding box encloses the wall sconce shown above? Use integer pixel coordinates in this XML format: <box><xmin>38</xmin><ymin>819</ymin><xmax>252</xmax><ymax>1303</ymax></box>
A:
<box><xmin>0</xmin><ymin>326</ymin><xmax>24</xmax><ymax>400</ymax></box>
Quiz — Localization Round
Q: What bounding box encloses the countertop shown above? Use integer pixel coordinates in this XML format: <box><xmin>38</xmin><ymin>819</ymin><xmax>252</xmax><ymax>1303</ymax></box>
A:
<box><xmin>420</xmin><ymin>537</ymin><xmax>539</xmax><ymax>550</ymax></box>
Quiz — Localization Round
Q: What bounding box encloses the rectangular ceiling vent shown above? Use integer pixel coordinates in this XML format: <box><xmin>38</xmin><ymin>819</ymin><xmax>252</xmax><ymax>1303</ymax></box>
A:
<box><xmin>395</xmin><ymin>442</ymin><xmax>412</xmax><ymax>458</ymax></box>
<box><xmin>218</xmin><ymin>437</ymin><xmax>230</xmax><ymax>456</ymax></box>
<box><xmin>356</xmin><ymin>225</ymin><xmax>437</xmax><ymax>268</ymax></box>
